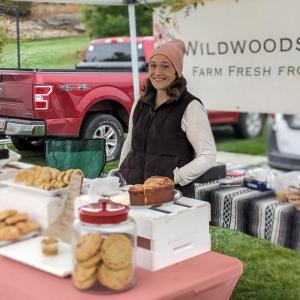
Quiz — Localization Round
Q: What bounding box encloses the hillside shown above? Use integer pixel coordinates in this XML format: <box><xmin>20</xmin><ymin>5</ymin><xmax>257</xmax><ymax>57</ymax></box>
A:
<box><xmin>1</xmin><ymin>3</ymin><xmax>85</xmax><ymax>39</ymax></box>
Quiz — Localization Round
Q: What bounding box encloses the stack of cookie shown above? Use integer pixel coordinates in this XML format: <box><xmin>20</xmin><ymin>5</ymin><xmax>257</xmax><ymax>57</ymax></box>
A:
<box><xmin>14</xmin><ymin>166</ymin><xmax>84</xmax><ymax>190</ymax></box>
<box><xmin>73</xmin><ymin>233</ymin><xmax>134</xmax><ymax>292</ymax></box>
<box><xmin>0</xmin><ymin>209</ymin><xmax>40</xmax><ymax>241</ymax></box>
<box><xmin>287</xmin><ymin>185</ymin><xmax>300</xmax><ymax>210</ymax></box>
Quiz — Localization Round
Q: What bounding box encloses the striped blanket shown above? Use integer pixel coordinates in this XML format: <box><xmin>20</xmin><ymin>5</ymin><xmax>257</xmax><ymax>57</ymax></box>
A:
<box><xmin>195</xmin><ymin>178</ymin><xmax>299</xmax><ymax>251</ymax></box>
<box><xmin>247</xmin><ymin>196</ymin><xmax>294</xmax><ymax>248</ymax></box>
<box><xmin>195</xmin><ymin>178</ymin><xmax>272</xmax><ymax>232</ymax></box>
<box><xmin>291</xmin><ymin>211</ymin><xmax>300</xmax><ymax>251</ymax></box>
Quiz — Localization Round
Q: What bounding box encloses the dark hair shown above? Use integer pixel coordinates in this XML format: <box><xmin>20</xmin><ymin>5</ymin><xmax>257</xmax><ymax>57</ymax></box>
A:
<box><xmin>141</xmin><ymin>76</ymin><xmax>187</xmax><ymax>99</ymax></box>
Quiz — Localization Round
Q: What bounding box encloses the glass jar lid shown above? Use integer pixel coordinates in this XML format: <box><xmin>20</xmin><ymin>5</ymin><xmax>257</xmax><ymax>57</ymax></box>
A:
<box><xmin>79</xmin><ymin>199</ymin><xmax>129</xmax><ymax>224</ymax></box>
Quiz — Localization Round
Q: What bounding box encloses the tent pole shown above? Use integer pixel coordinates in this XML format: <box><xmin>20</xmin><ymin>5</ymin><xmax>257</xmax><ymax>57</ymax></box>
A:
<box><xmin>16</xmin><ymin>1</ymin><xmax>21</xmax><ymax>69</ymax></box>
<box><xmin>128</xmin><ymin>2</ymin><xmax>139</xmax><ymax>101</ymax></box>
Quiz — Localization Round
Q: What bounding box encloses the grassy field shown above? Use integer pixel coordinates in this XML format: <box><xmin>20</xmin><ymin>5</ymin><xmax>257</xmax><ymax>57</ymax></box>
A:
<box><xmin>0</xmin><ymin>36</ymin><xmax>89</xmax><ymax>69</ymax></box>
<box><xmin>214</xmin><ymin>125</ymin><xmax>267</xmax><ymax>156</ymax></box>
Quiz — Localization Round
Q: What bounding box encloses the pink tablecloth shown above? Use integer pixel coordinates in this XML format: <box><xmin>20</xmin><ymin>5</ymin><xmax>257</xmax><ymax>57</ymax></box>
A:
<box><xmin>0</xmin><ymin>251</ymin><xmax>242</xmax><ymax>300</ymax></box>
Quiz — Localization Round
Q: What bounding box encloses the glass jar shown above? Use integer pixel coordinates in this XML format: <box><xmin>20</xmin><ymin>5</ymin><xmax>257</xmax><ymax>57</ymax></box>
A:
<box><xmin>72</xmin><ymin>199</ymin><xmax>136</xmax><ymax>293</ymax></box>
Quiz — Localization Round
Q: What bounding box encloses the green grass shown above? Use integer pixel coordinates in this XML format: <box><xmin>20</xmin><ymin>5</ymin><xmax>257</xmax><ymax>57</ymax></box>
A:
<box><xmin>211</xmin><ymin>226</ymin><xmax>300</xmax><ymax>299</ymax></box>
<box><xmin>214</xmin><ymin>124</ymin><xmax>267</xmax><ymax>155</ymax></box>
<box><xmin>0</xmin><ymin>36</ymin><xmax>89</xmax><ymax>69</ymax></box>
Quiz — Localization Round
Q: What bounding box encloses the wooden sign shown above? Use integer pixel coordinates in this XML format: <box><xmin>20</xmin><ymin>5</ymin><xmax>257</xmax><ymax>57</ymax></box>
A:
<box><xmin>43</xmin><ymin>174</ymin><xmax>82</xmax><ymax>243</ymax></box>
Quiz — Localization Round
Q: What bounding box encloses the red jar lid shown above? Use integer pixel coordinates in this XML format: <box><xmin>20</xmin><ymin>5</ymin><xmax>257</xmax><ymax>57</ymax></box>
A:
<box><xmin>79</xmin><ymin>199</ymin><xmax>129</xmax><ymax>224</ymax></box>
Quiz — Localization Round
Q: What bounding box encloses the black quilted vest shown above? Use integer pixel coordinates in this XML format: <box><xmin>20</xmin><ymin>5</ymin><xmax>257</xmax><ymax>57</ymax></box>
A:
<box><xmin>120</xmin><ymin>89</ymin><xmax>202</xmax><ymax>197</ymax></box>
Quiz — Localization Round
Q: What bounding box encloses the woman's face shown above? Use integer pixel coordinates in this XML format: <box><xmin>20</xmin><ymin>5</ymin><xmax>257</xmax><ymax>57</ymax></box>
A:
<box><xmin>148</xmin><ymin>55</ymin><xmax>177</xmax><ymax>91</ymax></box>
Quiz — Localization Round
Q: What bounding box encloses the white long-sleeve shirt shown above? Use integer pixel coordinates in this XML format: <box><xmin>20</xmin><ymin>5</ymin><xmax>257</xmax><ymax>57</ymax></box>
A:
<box><xmin>119</xmin><ymin>99</ymin><xmax>217</xmax><ymax>186</ymax></box>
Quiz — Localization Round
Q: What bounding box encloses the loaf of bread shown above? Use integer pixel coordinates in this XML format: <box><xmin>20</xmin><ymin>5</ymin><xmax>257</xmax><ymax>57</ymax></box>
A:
<box><xmin>128</xmin><ymin>184</ymin><xmax>144</xmax><ymax>205</ymax></box>
<box><xmin>128</xmin><ymin>176</ymin><xmax>174</xmax><ymax>205</ymax></box>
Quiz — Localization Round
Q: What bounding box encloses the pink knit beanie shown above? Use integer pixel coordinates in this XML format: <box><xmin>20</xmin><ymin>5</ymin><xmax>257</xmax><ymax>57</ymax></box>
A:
<box><xmin>149</xmin><ymin>39</ymin><xmax>186</xmax><ymax>76</ymax></box>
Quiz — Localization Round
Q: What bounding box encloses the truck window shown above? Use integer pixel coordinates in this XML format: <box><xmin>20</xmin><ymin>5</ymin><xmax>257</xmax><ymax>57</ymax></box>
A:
<box><xmin>85</xmin><ymin>43</ymin><xmax>145</xmax><ymax>62</ymax></box>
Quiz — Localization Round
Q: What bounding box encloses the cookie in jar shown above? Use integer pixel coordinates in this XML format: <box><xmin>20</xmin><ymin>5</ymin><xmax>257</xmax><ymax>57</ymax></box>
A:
<box><xmin>72</xmin><ymin>200</ymin><xmax>136</xmax><ymax>293</ymax></box>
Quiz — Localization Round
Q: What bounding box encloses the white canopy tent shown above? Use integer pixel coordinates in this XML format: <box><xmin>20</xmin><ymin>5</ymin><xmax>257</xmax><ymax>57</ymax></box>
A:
<box><xmin>17</xmin><ymin>0</ymin><xmax>162</xmax><ymax>100</ymax></box>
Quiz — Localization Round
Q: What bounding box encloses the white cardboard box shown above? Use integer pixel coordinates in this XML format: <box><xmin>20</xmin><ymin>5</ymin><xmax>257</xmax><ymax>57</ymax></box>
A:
<box><xmin>137</xmin><ymin>234</ymin><xmax>211</xmax><ymax>271</ymax></box>
<box><xmin>0</xmin><ymin>187</ymin><xmax>65</xmax><ymax>228</ymax></box>
<box><xmin>131</xmin><ymin>198</ymin><xmax>211</xmax><ymax>270</ymax></box>
<box><xmin>75</xmin><ymin>195</ymin><xmax>211</xmax><ymax>271</ymax></box>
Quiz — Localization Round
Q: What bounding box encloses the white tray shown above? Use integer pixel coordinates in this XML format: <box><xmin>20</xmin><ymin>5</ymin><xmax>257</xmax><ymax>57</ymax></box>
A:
<box><xmin>0</xmin><ymin>236</ymin><xmax>72</xmax><ymax>277</ymax></box>
<box><xmin>0</xmin><ymin>230</ymin><xmax>40</xmax><ymax>247</ymax></box>
<box><xmin>0</xmin><ymin>179</ymin><xmax>68</xmax><ymax>196</ymax></box>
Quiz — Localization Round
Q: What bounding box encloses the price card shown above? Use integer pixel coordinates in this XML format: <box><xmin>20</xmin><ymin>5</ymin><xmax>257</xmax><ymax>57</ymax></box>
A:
<box><xmin>44</xmin><ymin>174</ymin><xmax>82</xmax><ymax>243</ymax></box>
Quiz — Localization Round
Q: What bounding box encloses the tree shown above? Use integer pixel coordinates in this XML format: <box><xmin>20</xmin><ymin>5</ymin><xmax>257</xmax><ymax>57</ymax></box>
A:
<box><xmin>82</xmin><ymin>5</ymin><xmax>153</xmax><ymax>38</ymax></box>
<box><xmin>2</xmin><ymin>0</ymin><xmax>32</xmax><ymax>17</ymax></box>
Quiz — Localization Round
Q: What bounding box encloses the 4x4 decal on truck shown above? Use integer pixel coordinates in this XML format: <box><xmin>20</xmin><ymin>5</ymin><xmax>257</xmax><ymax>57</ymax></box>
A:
<box><xmin>60</xmin><ymin>84</ymin><xmax>72</xmax><ymax>91</ymax></box>
<box><xmin>59</xmin><ymin>84</ymin><xmax>89</xmax><ymax>91</ymax></box>
<box><xmin>77</xmin><ymin>84</ymin><xmax>89</xmax><ymax>91</ymax></box>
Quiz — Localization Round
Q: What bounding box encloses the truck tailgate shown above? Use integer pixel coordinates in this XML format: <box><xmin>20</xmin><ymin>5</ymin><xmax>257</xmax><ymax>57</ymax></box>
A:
<box><xmin>0</xmin><ymin>70</ymin><xmax>35</xmax><ymax>119</ymax></box>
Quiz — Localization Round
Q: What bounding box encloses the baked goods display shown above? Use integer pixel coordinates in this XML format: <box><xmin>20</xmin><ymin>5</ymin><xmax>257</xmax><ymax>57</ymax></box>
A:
<box><xmin>128</xmin><ymin>176</ymin><xmax>175</xmax><ymax>205</ymax></box>
<box><xmin>72</xmin><ymin>233</ymin><xmax>134</xmax><ymax>291</ymax></box>
<box><xmin>0</xmin><ymin>209</ymin><xmax>40</xmax><ymax>241</ymax></box>
<box><xmin>14</xmin><ymin>166</ymin><xmax>84</xmax><ymax>190</ymax></box>
<box><xmin>41</xmin><ymin>238</ymin><xmax>59</xmax><ymax>256</ymax></box>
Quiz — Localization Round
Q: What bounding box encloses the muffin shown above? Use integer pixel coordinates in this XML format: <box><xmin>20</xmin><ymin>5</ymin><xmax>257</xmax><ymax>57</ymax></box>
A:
<box><xmin>41</xmin><ymin>238</ymin><xmax>59</xmax><ymax>256</ymax></box>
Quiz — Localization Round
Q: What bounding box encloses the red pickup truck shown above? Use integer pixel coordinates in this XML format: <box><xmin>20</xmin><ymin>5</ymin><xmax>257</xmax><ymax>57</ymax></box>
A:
<box><xmin>0</xmin><ymin>36</ymin><xmax>264</xmax><ymax>161</ymax></box>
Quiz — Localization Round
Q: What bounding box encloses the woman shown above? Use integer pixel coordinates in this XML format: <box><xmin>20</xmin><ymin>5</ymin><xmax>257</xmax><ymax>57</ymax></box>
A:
<box><xmin>119</xmin><ymin>39</ymin><xmax>216</xmax><ymax>197</ymax></box>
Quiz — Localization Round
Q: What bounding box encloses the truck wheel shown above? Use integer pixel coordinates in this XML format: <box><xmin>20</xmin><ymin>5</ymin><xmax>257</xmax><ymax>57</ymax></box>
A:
<box><xmin>81</xmin><ymin>114</ymin><xmax>124</xmax><ymax>162</ymax></box>
<box><xmin>10</xmin><ymin>136</ymin><xmax>44</xmax><ymax>151</ymax></box>
<box><xmin>233</xmin><ymin>113</ymin><xmax>264</xmax><ymax>139</ymax></box>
